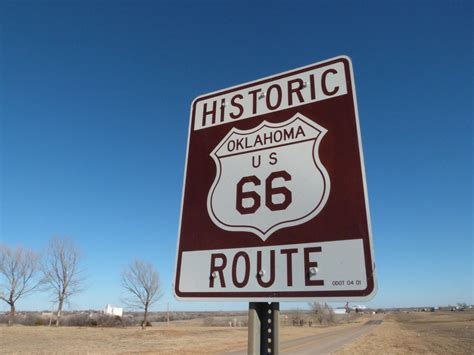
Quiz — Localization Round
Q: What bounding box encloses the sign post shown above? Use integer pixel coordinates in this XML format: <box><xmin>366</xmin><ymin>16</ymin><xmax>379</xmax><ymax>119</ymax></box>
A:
<box><xmin>248</xmin><ymin>302</ymin><xmax>280</xmax><ymax>355</ymax></box>
<box><xmin>174</xmin><ymin>55</ymin><xmax>377</xmax><ymax>353</ymax></box>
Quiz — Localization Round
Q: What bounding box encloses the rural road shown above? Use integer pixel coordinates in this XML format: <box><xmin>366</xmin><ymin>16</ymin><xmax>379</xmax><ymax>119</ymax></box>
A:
<box><xmin>227</xmin><ymin>315</ymin><xmax>383</xmax><ymax>355</ymax></box>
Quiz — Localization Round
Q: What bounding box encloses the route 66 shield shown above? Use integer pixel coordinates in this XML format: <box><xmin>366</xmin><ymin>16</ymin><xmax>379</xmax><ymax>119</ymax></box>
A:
<box><xmin>207</xmin><ymin>113</ymin><xmax>330</xmax><ymax>241</ymax></box>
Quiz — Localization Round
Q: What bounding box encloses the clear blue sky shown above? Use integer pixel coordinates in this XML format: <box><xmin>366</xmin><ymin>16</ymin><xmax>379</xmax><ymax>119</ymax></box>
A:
<box><xmin>0</xmin><ymin>1</ymin><xmax>472</xmax><ymax>312</ymax></box>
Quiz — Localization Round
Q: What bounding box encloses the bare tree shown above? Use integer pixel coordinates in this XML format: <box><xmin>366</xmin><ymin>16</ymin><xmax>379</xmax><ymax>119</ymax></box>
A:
<box><xmin>42</xmin><ymin>237</ymin><xmax>83</xmax><ymax>326</ymax></box>
<box><xmin>309</xmin><ymin>302</ymin><xmax>335</xmax><ymax>325</ymax></box>
<box><xmin>0</xmin><ymin>245</ymin><xmax>42</xmax><ymax>325</ymax></box>
<box><xmin>122</xmin><ymin>260</ymin><xmax>162</xmax><ymax>329</ymax></box>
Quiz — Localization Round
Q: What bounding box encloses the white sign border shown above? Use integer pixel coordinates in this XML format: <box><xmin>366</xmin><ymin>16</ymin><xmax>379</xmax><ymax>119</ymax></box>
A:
<box><xmin>173</xmin><ymin>55</ymin><xmax>377</xmax><ymax>302</ymax></box>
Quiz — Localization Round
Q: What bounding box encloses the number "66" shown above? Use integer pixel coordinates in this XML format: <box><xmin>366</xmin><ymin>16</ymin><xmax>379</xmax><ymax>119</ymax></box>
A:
<box><xmin>236</xmin><ymin>170</ymin><xmax>292</xmax><ymax>214</ymax></box>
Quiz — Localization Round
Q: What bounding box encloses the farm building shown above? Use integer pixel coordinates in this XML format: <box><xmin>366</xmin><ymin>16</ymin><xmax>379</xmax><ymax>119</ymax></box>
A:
<box><xmin>104</xmin><ymin>304</ymin><xmax>123</xmax><ymax>317</ymax></box>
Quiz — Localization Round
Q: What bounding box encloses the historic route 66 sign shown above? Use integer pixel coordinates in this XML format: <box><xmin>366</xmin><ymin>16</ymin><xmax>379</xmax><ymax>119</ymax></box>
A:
<box><xmin>208</xmin><ymin>114</ymin><xmax>330</xmax><ymax>240</ymax></box>
<box><xmin>175</xmin><ymin>56</ymin><xmax>377</xmax><ymax>301</ymax></box>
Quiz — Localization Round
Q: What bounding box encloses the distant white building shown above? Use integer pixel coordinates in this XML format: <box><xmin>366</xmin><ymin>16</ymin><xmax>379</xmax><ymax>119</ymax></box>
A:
<box><xmin>104</xmin><ymin>304</ymin><xmax>123</xmax><ymax>317</ymax></box>
<box><xmin>333</xmin><ymin>308</ymin><xmax>347</xmax><ymax>315</ymax></box>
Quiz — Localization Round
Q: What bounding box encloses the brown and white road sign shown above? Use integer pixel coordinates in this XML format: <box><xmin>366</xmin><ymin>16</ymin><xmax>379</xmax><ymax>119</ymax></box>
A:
<box><xmin>174</xmin><ymin>56</ymin><xmax>377</xmax><ymax>301</ymax></box>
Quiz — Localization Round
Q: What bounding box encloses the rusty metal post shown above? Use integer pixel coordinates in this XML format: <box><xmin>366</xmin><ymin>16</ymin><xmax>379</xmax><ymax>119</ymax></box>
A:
<box><xmin>248</xmin><ymin>302</ymin><xmax>279</xmax><ymax>355</ymax></box>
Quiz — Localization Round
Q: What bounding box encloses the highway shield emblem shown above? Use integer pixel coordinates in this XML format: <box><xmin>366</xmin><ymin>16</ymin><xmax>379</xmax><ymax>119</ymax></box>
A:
<box><xmin>207</xmin><ymin>113</ymin><xmax>330</xmax><ymax>241</ymax></box>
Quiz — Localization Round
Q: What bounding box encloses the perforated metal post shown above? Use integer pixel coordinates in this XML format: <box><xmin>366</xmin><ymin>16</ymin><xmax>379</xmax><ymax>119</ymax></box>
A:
<box><xmin>248</xmin><ymin>302</ymin><xmax>279</xmax><ymax>355</ymax></box>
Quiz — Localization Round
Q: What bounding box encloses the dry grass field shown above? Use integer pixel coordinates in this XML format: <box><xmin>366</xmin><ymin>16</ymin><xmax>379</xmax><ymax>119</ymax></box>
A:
<box><xmin>0</xmin><ymin>314</ymin><xmax>367</xmax><ymax>354</ymax></box>
<box><xmin>337</xmin><ymin>311</ymin><xmax>474</xmax><ymax>354</ymax></box>
<box><xmin>0</xmin><ymin>311</ymin><xmax>472</xmax><ymax>354</ymax></box>
<box><xmin>1</xmin><ymin>325</ymin><xmax>246</xmax><ymax>354</ymax></box>
<box><xmin>0</xmin><ymin>322</ymin><xmax>363</xmax><ymax>354</ymax></box>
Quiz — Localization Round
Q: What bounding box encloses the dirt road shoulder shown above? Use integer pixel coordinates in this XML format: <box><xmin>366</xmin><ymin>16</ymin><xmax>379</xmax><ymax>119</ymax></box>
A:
<box><xmin>336</xmin><ymin>312</ymin><xmax>473</xmax><ymax>354</ymax></box>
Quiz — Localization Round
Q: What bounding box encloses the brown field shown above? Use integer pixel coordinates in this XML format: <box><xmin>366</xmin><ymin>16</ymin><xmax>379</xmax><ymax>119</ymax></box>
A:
<box><xmin>0</xmin><ymin>314</ymin><xmax>367</xmax><ymax>354</ymax></box>
<box><xmin>0</xmin><ymin>311</ymin><xmax>472</xmax><ymax>354</ymax></box>
<box><xmin>0</xmin><ymin>322</ymin><xmax>362</xmax><ymax>354</ymax></box>
<box><xmin>337</xmin><ymin>311</ymin><xmax>474</xmax><ymax>354</ymax></box>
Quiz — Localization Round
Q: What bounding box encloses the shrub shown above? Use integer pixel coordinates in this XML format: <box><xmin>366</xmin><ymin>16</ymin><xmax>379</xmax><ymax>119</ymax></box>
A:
<box><xmin>62</xmin><ymin>313</ymin><xmax>92</xmax><ymax>327</ymax></box>
<box><xmin>4</xmin><ymin>313</ymin><xmax>49</xmax><ymax>326</ymax></box>
<box><xmin>0</xmin><ymin>314</ymin><xmax>11</xmax><ymax>324</ymax></box>
<box><xmin>140</xmin><ymin>320</ymin><xmax>152</xmax><ymax>327</ymax></box>
<box><xmin>203</xmin><ymin>317</ymin><xmax>217</xmax><ymax>326</ymax></box>
<box><xmin>97</xmin><ymin>315</ymin><xmax>123</xmax><ymax>327</ymax></box>
<box><xmin>309</xmin><ymin>302</ymin><xmax>336</xmax><ymax>325</ymax></box>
